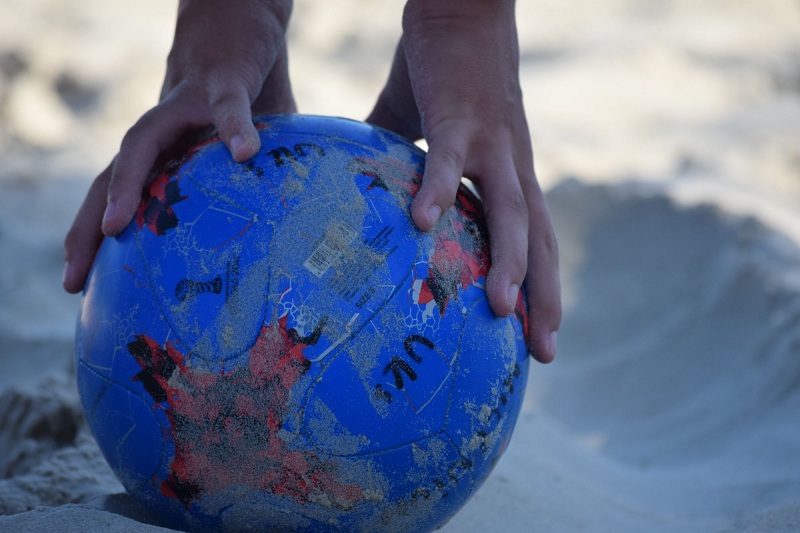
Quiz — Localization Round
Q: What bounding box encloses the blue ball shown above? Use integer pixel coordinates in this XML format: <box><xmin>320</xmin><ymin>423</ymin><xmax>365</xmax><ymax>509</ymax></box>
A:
<box><xmin>76</xmin><ymin>115</ymin><xmax>530</xmax><ymax>532</ymax></box>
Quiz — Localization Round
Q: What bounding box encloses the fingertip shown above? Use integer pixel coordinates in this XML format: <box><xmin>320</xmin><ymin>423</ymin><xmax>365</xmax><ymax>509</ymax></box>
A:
<box><xmin>210</xmin><ymin>86</ymin><xmax>261</xmax><ymax>162</ymax></box>
<box><xmin>63</xmin><ymin>247</ymin><xmax>99</xmax><ymax>294</ymax></box>
<box><xmin>100</xmin><ymin>200</ymin><xmax>121</xmax><ymax>236</ymax></box>
<box><xmin>485</xmin><ymin>271</ymin><xmax>519</xmax><ymax>318</ymax></box>
<box><xmin>536</xmin><ymin>331</ymin><xmax>558</xmax><ymax>364</ymax></box>
<box><xmin>412</xmin><ymin>140</ymin><xmax>464</xmax><ymax>231</ymax></box>
<box><xmin>62</xmin><ymin>260</ymin><xmax>91</xmax><ymax>294</ymax></box>
<box><xmin>411</xmin><ymin>201</ymin><xmax>441</xmax><ymax>232</ymax></box>
<box><xmin>229</xmin><ymin>129</ymin><xmax>260</xmax><ymax>162</ymax></box>
<box><xmin>230</xmin><ymin>135</ymin><xmax>246</xmax><ymax>159</ymax></box>
<box><xmin>530</xmin><ymin>330</ymin><xmax>557</xmax><ymax>364</ymax></box>
<box><xmin>101</xmin><ymin>196</ymin><xmax>139</xmax><ymax>236</ymax></box>
<box><xmin>506</xmin><ymin>283</ymin><xmax>520</xmax><ymax>316</ymax></box>
<box><xmin>426</xmin><ymin>205</ymin><xmax>442</xmax><ymax>227</ymax></box>
<box><xmin>62</xmin><ymin>262</ymin><xmax>79</xmax><ymax>294</ymax></box>
<box><xmin>547</xmin><ymin>330</ymin><xmax>558</xmax><ymax>361</ymax></box>
<box><xmin>63</xmin><ymin>232</ymin><xmax>100</xmax><ymax>294</ymax></box>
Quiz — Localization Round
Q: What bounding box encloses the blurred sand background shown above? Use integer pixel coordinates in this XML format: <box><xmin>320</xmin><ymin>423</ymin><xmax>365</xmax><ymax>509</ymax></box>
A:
<box><xmin>1</xmin><ymin>0</ymin><xmax>800</xmax><ymax>531</ymax></box>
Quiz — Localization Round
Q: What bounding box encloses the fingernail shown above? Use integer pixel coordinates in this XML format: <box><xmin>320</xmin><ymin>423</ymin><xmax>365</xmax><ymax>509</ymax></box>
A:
<box><xmin>101</xmin><ymin>201</ymin><xmax>117</xmax><ymax>232</ymax></box>
<box><xmin>506</xmin><ymin>284</ymin><xmax>520</xmax><ymax>314</ymax></box>
<box><xmin>547</xmin><ymin>331</ymin><xmax>558</xmax><ymax>358</ymax></box>
<box><xmin>426</xmin><ymin>205</ymin><xmax>441</xmax><ymax>227</ymax></box>
<box><xmin>62</xmin><ymin>262</ymin><xmax>74</xmax><ymax>288</ymax></box>
<box><xmin>230</xmin><ymin>135</ymin><xmax>245</xmax><ymax>158</ymax></box>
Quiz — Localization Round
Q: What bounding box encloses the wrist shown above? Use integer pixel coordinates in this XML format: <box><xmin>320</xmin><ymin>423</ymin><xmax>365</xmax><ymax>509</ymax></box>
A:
<box><xmin>402</xmin><ymin>0</ymin><xmax>514</xmax><ymax>33</ymax></box>
<box><xmin>177</xmin><ymin>0</ymin><xmax>293</xmax><ymax>28</ymax></box>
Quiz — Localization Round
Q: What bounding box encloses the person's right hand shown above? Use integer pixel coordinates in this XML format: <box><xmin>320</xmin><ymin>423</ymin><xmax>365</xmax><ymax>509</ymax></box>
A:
<box><xmin>63</xmin><ymin>0</ymin><xmax>297</xmax><ymax>294</ymax></box>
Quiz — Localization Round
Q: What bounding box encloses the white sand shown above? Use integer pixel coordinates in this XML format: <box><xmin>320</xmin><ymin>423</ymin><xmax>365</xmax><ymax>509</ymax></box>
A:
<box><xmin>2</xmin><ymin>0</ymin><xmax>800</xmax><ymax>531</ymax></box>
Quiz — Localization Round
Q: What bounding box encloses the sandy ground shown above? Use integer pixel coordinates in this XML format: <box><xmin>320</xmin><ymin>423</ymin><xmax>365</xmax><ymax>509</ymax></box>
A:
<box><xmin>1</xmin><ymin>0</ymin><xmax>800</xmax><ymax>531</ymax></box>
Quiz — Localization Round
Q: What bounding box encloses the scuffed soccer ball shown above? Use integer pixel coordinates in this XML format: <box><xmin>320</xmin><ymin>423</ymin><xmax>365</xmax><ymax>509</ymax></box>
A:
<box><xmin>76</xmin><ymin>114</ymin><xmax>530</xmax><ymax>532</ymax></box>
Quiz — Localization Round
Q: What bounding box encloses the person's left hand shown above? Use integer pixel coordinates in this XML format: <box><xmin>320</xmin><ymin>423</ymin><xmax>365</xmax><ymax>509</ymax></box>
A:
<box><xmin>367</xmin><ymin>0</ymin><xmax>561</xmax><ymax>363</ymax></box>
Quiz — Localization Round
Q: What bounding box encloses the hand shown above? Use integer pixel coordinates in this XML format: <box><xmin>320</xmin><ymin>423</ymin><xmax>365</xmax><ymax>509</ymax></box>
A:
<box><xmin>367</xmin><ymin>0</ymin><xmax>561</xmax><ymax>363</ymax></box>
<box><xmin>63</xmin><ymin>0</ymin><xmax>296</xmax><ymax>294</ymax></box>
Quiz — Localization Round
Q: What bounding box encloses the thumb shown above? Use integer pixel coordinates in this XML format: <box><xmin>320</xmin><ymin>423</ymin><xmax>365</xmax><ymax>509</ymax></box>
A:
<box><xmin>209</xmin><ymin>81</ymin><xmax>261</xmax><ymax>162</ymax></box>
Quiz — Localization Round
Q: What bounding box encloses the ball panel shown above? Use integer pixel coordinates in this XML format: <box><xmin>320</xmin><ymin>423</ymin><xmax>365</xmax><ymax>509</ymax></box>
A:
<box><xmin>76</xmin><ymin>362</ymin><xmax>169</xmax><ymax>491</ymax></box>
<box><xmin>77</xmin><ymin>223</ymin><xmax>175</xmax><ymax>405</ymax></box>
<box><xmin>446</xmin><ymin>294</ymin><xmax>529</xmax><ymax>483</ymax></box>
<box><xmin>133</xmin><ymin>169</ymin><xmax>275</xmax><ymax>367</ymax></box>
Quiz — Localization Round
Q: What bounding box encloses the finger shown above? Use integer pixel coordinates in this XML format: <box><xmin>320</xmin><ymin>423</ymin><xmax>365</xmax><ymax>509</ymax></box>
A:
<box><xmin>522</xmin><ymin>182</ymin><xmax>561</xmax><ymax>364</ymax></box>
<box><xmin>477</xmin><ymin>158</ymin><xmax>529</xmax><ymax>319</ymax></box>
<box><xmin>208</xmin><ymin>79</ymin><xmax>261</xmax><ymax>162</ymax></box>
<box><xmin>366</xmin><ymin>88</ymin><xmax>422</xmax><ymax>142</ymax></box>
<box><xmin>102</xmin><ymin>105</ymin><xmax>191</xmax><ymax>236</ymax></box>
<box><xmin>63</xmin><ymin>164</ymin><xmax>112</xmax><ymax>293</ymax></box>
<box><xmin>251</xmin><ymin>41</ymin><xmax>298</xmax><ymax>117</ymax></box>
<box><xmin>411</xmin><ymin>127</ymin><xmax>466</xmax><ymax>231</ymax></box>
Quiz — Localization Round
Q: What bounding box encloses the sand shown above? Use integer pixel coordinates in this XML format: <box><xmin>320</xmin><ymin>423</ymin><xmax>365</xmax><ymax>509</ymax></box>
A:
<box><xmin>1</xmin><ymin>0</ymin><xmax>800</xmax><ymax>531</ymax></box>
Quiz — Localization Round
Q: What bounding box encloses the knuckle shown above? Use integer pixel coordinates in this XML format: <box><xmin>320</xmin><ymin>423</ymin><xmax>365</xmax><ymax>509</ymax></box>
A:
<box><xmin>484</xmin><ymin>189</ymin><xmax>528</xmax><ymax>224</ymax></box>
<box><xmin>505</xmin><ymin>190</ymin><xmax>529</xmax><ymax>219</ymax></box>
<box><xmin>429</xmin><ymin>145</ymin><xmax>465</xmax><ymax>177</ymax></box>
<box><xmin>539</xmin><ymin>223</ymin><xmax>559</xmax><ymax>260</ymax></box>
<box><xmin>119</xmin><ymin>106</ymin><xmax>163</xmax><ymax>152</ymax></box>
